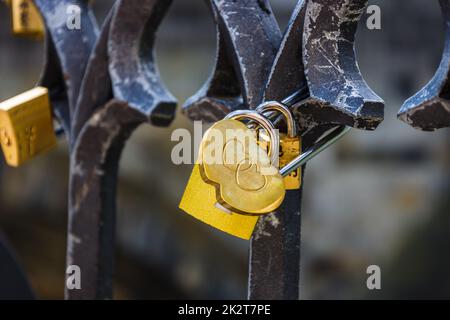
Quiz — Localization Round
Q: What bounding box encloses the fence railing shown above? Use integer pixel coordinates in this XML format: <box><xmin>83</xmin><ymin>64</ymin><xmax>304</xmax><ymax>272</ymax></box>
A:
<box><xmin>1</xmin><ymin>0</ymin><xmax>449</xmax><ymax>300</ymax></box>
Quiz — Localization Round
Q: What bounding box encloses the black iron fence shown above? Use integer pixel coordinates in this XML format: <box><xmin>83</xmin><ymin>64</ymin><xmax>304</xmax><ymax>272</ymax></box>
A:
<box><xmin>0</xmin><ymin>0</ymin><xmax>449</xmax><ymax>300</ymax></box>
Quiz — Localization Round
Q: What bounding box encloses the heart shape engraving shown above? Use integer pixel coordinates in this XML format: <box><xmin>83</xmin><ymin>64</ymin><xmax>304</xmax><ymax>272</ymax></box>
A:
<box><xmin>200</xmin><ymin>119</ymin><xmax>285</xmax><ymax>215</ymax></box>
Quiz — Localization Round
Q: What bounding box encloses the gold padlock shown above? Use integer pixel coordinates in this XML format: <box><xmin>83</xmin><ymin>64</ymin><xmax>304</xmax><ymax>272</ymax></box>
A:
<box><xmin>257</xmin><ymin>102</ymin><xmax>302</xmax><ymax>190</ymax></box>
<box><xmin>0</xmin><ymin>87</ymin><xmax>56</xmax><ymax>167</ymax></box>
<box><xmin>211</xmin><ymin>111</ymin><xmax>285</xmax><ymax>214</ymax></box>
<box><xmin>179</xmin><ymin>112</ymin><xmax>283</xmax><ymax>239</ymax></box>
<box><xmin>5</xmin><ymin>0</ymin><xmax>45</xmax><ymax>39</ymax></box>
<box><xmin>180</xmin><ymin>163</ymin><xmax>259</xmax><ymax>240</ymax></box>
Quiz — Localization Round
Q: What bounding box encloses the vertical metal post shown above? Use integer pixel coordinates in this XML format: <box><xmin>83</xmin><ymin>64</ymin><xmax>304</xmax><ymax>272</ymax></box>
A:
<box><xmin>66</xmin><ymin>0</ymin><xmax>176</xmax><ymax>299</ymax></box>
<box><xmin>249</xmin><ymin>0</ymin><xmax>384</xmax><ymax>299</ymax></box>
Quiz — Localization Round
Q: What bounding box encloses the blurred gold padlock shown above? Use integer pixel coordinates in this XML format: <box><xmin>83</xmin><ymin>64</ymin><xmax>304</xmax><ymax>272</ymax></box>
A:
<box><xmin>4</xmin><ymin>0</ymin><xmax>45</xmax><ymax>39</ymax></box>
<box><xmin>257</xmin><ymin>102</ymin><xmax>302</xmax><ymax>190</ymax></box>
<box><xmin>0</xmin><ymin>87</ymin><xmax>56</xmax><ymax>167</ymax></box>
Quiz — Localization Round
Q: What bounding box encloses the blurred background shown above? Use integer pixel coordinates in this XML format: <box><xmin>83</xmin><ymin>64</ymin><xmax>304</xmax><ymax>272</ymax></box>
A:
<box><xmin>1</xmin><ymin>0</ymin><xmax>450</xmax><ymax>299</ymax></box>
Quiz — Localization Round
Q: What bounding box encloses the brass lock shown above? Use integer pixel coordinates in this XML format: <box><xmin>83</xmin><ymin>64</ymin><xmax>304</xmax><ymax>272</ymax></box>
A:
<box><xmin>0</xmin><ymin>87</ymin><xmax>56</xmax><ymax>167</ymax></box>
<box><xmin>201</xmin><ymin>114</ymin><xmax>284</xmax><ymax>215</ymax></box>
<box><xmin>256</xmin><ymin>101</ymin><xmax>302</xmax><ymax>190</ymax></box>
<box><xmin>180</xmin><ymin>163</ymin><xmax>260</xmax><ymax>240</ymax></box>
<box><xmin>179</xmin><ymin>111</ymin><xmax>283</xmax><ymax>239</ymax></box>
<box><xmin>4</xmin><ymin>0</ymin><xmax>45</xmax><ymax>39</ymax></box>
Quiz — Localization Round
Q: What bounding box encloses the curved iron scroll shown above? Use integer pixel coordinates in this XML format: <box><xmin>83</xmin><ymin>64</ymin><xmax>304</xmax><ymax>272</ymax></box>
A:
<box><xmin>398</xmin><ymin>0</ymin><xmax>450</xmax><ymax>131</ymax></box>
<box><xmin>249</xmin><ymin>0</ymin><xmax>308</xmax><ymax>300</ymax></box>
<box><xmin>35</xmin><ymin>0</ymin><xmax>99</xmax><ymax>135</ymax></box>
<box><xmin>0</xmin><ymin>0</ymin><xmax>97</xmax><ymax>299</ymax></box>
<box><xmin>181</xmin><ymin>0</ymin><xmax>384</xmax><ymax>299</ymax></box>
<box><xmin>183</xmin><ymin>0</ymin><xmax>282</xmax><ymax>121</ymax></box>
<box><xmin>299</xmin><ymin>0</ymin><xmax>384</xmax><ymax>132</ymax></box>
<box><xmin>27</xmin><ymin>0</ymin><xmax>385</xmax><ymax>300</ymax></box>
<box><xmin>67</xmin><ymin>0</ymin><xmax>177</xmax><ymax>299</ymax></box>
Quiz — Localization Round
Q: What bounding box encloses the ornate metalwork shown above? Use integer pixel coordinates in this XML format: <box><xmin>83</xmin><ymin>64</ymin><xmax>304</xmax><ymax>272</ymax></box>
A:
<box><xmin>183</xmin><ymin>0</ymin><xmax>384</xmax><ymax>299</ymax></box>
<box><xmin>66</xmin><ymin>0</ymin><xmax>176</xmax><ymax>299</ymax></box>
<box><xmin>13</xmin><ymin>0</ymin><xmax>386</xmax><ymax>299</ymax></box>
<box><xmin>398</xmin><ymin>0</ymin><xmax>450</xmax><ymax>130</ymax></box>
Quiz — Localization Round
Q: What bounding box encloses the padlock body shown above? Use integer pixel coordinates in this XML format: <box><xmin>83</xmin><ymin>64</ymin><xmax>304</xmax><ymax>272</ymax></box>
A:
<box><xmin>200</xmin><ymin>119</ymin><xmax>285</xmax><ymax>215</ymax></box>
<box><xmin>179</xmin><ymin>164</ymin><xmax>258</xmax><ymax>240</ymax></box>
<box><xmin>259</xmin><ymin>131</ymin><xmax>302</xmax><ymax>190</ymax></box>
<box><xmin>0</xmin><ymin>87</ymin><xmax>56</xmax><ymax>167</ymax></box>
<box><xmin>10</xmin><ymin>0</ymin><xmax>44</xmax><ymax>39</ymax></box>
<box><xmin>279</xmin><ymin>135</ymin><xmax>302</xmax><ymax>190</ymax></box>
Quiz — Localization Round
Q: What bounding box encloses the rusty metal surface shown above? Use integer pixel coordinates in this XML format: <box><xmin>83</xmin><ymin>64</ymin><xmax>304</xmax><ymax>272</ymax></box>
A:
<box><xmin>67</xmin><ymin>0</ymin><xmax>177</xmax><ymax>299</ymax></box>
<box><xmin>398</xmin><ymin>0</ymin><xmax>450</xmax><ymax>131</ymax></box>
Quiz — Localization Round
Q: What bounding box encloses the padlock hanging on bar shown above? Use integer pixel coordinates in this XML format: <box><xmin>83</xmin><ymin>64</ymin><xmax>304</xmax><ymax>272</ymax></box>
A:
<box><xmin>4</xmin><ymin>0</ymin><xmax>45</xmax><ymax>40</ymax></box>
<box><xmin>255</xmin><ymin>101</ymin><xmax>302</xmax><ymax>190</ymax></box>
<box><xmin>0</xmin><ymin>87</ymin><xmax>57</xmax><ymax>167</ymax></box>
<box><xmin>180</xmin><ymin>111</ymin><xmax>285</xmax><ymax>239</ymax></box>
<box><xmin>279</xmin><ymin>125</ymin><xmax>351</xmax><ymax>177</ymax></box>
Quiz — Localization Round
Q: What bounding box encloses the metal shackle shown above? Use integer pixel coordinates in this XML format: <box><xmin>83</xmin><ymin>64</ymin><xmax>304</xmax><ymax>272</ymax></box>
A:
<box><xmin>256</xmin><ymin>101</ymin><xmax>298</xmax><ymax>138</ymax></box>
<box><xmin>225</xmin><ymin>110</ymin><xmax>280</xmax><ymax>166</ymax></box>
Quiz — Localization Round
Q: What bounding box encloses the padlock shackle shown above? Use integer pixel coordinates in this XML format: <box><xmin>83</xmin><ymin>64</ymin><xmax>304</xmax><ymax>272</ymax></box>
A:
<box><xmin>256</xmin><ymin>101</ymin><xmax>298</xmax><ymax>138</ymax></box>
<box><xmin>225</xmin><ymin>110</ymin><xmax>280</xmax><ymax>166</ymax></box>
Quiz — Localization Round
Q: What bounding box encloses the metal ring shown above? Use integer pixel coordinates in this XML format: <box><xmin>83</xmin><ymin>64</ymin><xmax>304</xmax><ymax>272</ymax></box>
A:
<box><xmin>256</xmin><ymin>101</ymin><xmax>297</xmax><ymax>138</ymax></box>
<box><xmin>225</xmin><ymin>110</ymin><xmax>279</xmax><ymax>166</ymax></box>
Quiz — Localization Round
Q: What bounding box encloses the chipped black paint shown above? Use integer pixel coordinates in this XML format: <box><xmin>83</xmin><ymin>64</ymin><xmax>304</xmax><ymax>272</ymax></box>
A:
<box><xmin>301</xmin><ymin>0</ymin><xmax>384</xmax><ymax>132</ymax></box>
<box><xmin>30</xmin><ymin>0</ymin><xmax>386</xmax><ymax>300</ymax></box>
<box><xmin>398</xmin><ymin>0</ymin><xmax>450</xmax><ymax>130</ymax></box>
<box><xmin>66</xmin><ymin>0</ymin><xmax>177</xmax><ymax>299</ymax></box>
<box><xmin>182</xmin><ymin>0</ymin><xmax>282</xmax><ymax>121</ymax></box>
<box><xmin>35</xmin><ymin>0</ymin><xmax>99</xmax><ymax>135</ymax></box>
